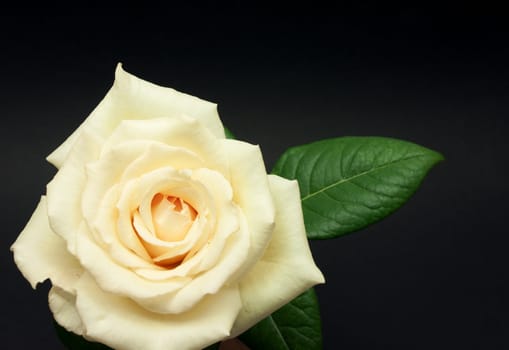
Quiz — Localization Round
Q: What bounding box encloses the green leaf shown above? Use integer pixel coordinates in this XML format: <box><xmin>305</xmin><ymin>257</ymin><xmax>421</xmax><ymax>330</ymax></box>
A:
<box><xmin>239</xmin><ymin>288</ymin><xmax>322</xmax><ymax>350</ymax></box>
<box><xmin>224</xmin><ymin>126</ymin><xmax>235</xmax><ymax>139</ymax></box>
<box><xmin>272</xmin><ymin>137</ymin><xmax>443</xmax><ymax>239</ymax></box>
<box><xmin>54</xmin><ymin>321</ymin><xmax>112</xmax><ymax>350</ymax></box>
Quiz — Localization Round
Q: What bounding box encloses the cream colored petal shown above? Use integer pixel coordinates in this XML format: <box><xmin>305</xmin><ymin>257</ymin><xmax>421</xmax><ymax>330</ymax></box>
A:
<box><xmin>81</xmin><ymin>140</ymin><xmax>149</xmax><ymax>224</ymax></box>
<box><xmin>101</xmin><ymin>116</ymin><xmax>228</xmax><ymax>176</ymax></box>
<box><xmin>120</xmin><ymin>141</ymin><xmax>205</xmax><ymax>181</ymax></box>
<box><xmin>132</xmin><ymin>168</ymin><xmax>239</xmax><ymax>281</ymax></box>
<box><xmin>92</xmin><ymin>184</ymin><xmax>155</xmax><ymax>268</ymax></box>
<box><xmin>231</xmin><ymin>175</ymin><xmax>325</xmax><ymax>336</ymax></box>
<box><xmin>79</xmin><ymin>164</ymin><xmax>248</xmax><ymax>314</ymax></box>
<box><xmin>143</xmin><ymin>210</ymin><xmax>249</xmax><ymax>314</ymax></box>
<box><xmin>82</xmin><ymin>142</ymin><xmax>209</xmax><ymax>269</ymax></box>
<box><xmin>47</xmin><ymin>64</ymin><xmax>224</xmax><ymax>168</ymax></box>
<box><xmin>74</xmin><ymin>273</ymin><xmax>241</xmax><ymax>350</ymax></box>
<box><xmin>10</xmin><ymin>197</ymin><xmax>83</xmax><ymax>293</ymax></box>
<box><xmin>132</xmin><ymin>211</ymin><xmax>205</xmax><ymax>260</ymax></box>
<box><xmin>152</xmin><ymin>197</ymin><xmax>193</xmax><ymax>241</ymax></box>
<box><xmin>221</xmin><ymin>139</ymin><xmax>276</xmax><ymax>275</ymax></box>
<box><xmin>82</xmin><ymin>140</ymin><xmax>203</xmax><ymax>224</ymax></box>
<box><xmin>46</xmin><ymin>130</ymin><xmax>102</xmax><ymax>254</ymax></box>
<box><xmin>115</xmin><ymin>168</ymin><xmax>246</xmax><ymax>313</ymax></box>
<box><xmin>49</xmin><ymin>286</ymin><xmax>85</xmax><ymax>336</ymax></box>
<box><xmin>186</xmin><ymin>168</ymin><xmax>237</xmax><ymax>272</ymax></box>
<box><xmin>133</xmin><ymin>211</ymin><xmax>232</xmax><ymax>281</ymax></box>
<box><xmin>75</xmin><ymin>222</ymin><xmax>190</xmax><ymax>299</ymax></box>
<box><xmin>115</xmin><ymin>167</ymin><xmax>214</xmax><ymax>262</ymax></box>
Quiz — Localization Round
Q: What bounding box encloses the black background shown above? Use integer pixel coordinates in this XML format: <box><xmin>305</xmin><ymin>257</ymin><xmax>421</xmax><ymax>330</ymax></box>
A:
<box><xmin>1</xmin><ymin>3</ymin><xmax>508</xmax><ymax>349</ymax></box>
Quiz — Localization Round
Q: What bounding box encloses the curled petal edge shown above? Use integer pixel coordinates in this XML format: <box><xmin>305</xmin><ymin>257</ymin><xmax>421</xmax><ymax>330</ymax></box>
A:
<box><xmin>231</xmin><ymin>175</ymin><xmax>325</xmax><ymax>336</ymax></box>
<box><xmin>11</xmin><ymin>196</ymin><xmax>83</xmax><ymax>293</ymax></box>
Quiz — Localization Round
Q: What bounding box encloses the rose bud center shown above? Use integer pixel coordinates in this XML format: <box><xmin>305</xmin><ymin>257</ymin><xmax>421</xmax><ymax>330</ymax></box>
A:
<box><xmin>151</xmin><ymin>194</ymin><xmax>198</xmax><ymax>242</ymax></box>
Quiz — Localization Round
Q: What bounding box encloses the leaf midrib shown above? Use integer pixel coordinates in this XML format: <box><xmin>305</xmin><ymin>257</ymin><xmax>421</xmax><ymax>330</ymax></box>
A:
<box><xmin>268</xmin><ymin>315</ymin><xmax>290</xmax><ymax>350</ymax></box>
<box><xmin>301</xmin><ymin>153</ymin><xmax>428</xmax><ymax>202</ymax></box>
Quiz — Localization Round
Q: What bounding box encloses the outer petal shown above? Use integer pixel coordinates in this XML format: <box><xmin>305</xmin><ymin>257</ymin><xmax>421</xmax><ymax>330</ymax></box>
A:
<box><xmin>221</xmin><ymin>139</ymin><xmax>276</xmax><ymax>278</ymax></box>
<box><xmin>46</xmin><ymin>129</ymin><xmax>102</xmax><ymax>254</ymax></box>
<box><xmin>49</xmin><ymin>287</ymin><xmax>85</xmax><ymax>336</ymax></box>
<box><xmin>74</xmin><ymin>273</ymin><xmax>242</xmax><ymax>350</ymax></box>
<box><xmin>47</xmin><ymin>63</ymin><xmax>224</xmax><ymax>168</ymax></box>
<box><xmin>10</xmin><ymin>197</ymin><xmax>83</xmax><ymax>293</ymax></box>
<box><xmin>231</xmin><ymin>175</ymin><xmax>325</xmax><ymax>336</ymax></box>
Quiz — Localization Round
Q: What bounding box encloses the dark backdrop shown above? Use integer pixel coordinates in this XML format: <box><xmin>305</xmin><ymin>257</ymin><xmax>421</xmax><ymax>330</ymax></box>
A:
<box><xmin>1</xmin><ymin>3</ymin><xmax>508</xmax><ymax>349</ymax></box>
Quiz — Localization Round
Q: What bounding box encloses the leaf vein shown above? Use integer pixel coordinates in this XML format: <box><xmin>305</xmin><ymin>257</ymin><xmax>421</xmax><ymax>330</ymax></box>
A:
<box><xmin>348</xmin><ymin>179</ymin><xmax>407</xmax><ymax>201</ymax></box>
<box><xmin>301</xmin><ymin>153</ymin><xmax>428</xmax><ymax>202</ymax></box>
<box><xmin>268</xmin><ymin>315</ymin><xmax>290</xmax><ymax>350</ymax></box>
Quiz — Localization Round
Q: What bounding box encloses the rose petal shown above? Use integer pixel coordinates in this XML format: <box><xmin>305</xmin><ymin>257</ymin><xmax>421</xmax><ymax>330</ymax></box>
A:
<box><xmin>74</xmin><ymin>273</ymin><xmax>241</xmax><ymax>350</ymax></box>
<box><xmin>185</xmin><ymin>168</ymin><xmax>236</xmax><ymax>271</ymax></box>
<box><xmin>135</xmin><ymin>204</ymin><xmax>248</xmax><ymax>313</ymax></box>
<box><xmin>48</xmin><ymin>286</ymin><xmax>85</xmax><ymax>336</ymax></box>
<box><xmin>100</xmin><ymin>116</ymin><xmax>228</xmax><ymax>176</ymax></box>
<box><xmin>151</xmin><ymin>195</ymin><xmax>194</xmax><ymax>241</ymax></box>
<box><xmin>11</xmin><ymin>197</ymin><xmax>83</xmax><ymax>293</ymax></box>
<box><xmin>92</xmin><ymin>185</ymin><xmax>156</xmax><ymax>269</ymax></box>
<box><xmin>75</xmin><ymin>222</ymin><xmax>190</xmax><ymax>300</ymax></box>
<box><xmin>132</xmin><ymin>211</ymin><xmax>207</xmax><ymax>261</ymax></box>
<box><xmin>142</xmin><ymin>209</ymin><xmax>249</xmax><ymax>314</ymax></box>
<box><xmin>82</xmin><ymin>165</ymin><xmax>248</xmax><ymax>314</ymax></box>
<box><xmin>47</xmin><ymin>63</ymin><xmax>225</xmax><ymax>168</ymax></box>
<box><xmin>82</xmin><ymin>140</ymin><xmax>205</xmax><ymax>225</ymax></box>
<box><xmin>116</xmin><ymin>167</ymin><xmax>214</xmax><ymax>261</ymax></box>
<box><xmin>81</xmin><ymin>140</ymin><xmax>149</xmax><ymax>224</ymax></box>
<box><xmin>121</xmin><ymin>141</ymin><xmax>205</xmax><ymax>181</ymax></box>
<box><xmin>230</xmin><ymin>175</ymin><xmax>325</xmax><ymax>336</ymax></box>
<box><xmin>131</xmin><ymin>168</ymin><xmax>241</xmax><ymax>282</ymax></box>
<box><xmin>221</xmin><ymin>139</ymin><xmax>276</xmax><ymax>275</ymax></box>
<box><xmin>46</xmin><ymin>129</ymin><xmax>102</xmax><ymax>254</ymax></box>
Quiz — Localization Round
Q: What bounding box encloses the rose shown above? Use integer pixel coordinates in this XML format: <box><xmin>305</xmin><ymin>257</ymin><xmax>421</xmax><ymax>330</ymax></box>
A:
<box><xmin>11</xmin><ymin>64</ymin><xmax>324</xmax><ymax>350</ymax></box>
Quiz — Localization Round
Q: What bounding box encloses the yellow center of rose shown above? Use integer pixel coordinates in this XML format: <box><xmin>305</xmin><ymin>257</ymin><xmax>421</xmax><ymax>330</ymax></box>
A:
<box><xmin>132</xmin><ymin>193</ymin><xmax>198</xmax><ymax>268</ymax></box>
<box><xmin>151</xmin><ymin>194</ymin><xmax>198</xmax><ymax>242</ymax></box>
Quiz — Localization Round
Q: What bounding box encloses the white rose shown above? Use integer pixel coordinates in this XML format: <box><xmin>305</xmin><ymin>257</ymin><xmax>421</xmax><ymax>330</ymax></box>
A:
<box><xmin>11</xmin><ymin>64</ymin><xmax>324</xmax><ymax>350</ymax></box>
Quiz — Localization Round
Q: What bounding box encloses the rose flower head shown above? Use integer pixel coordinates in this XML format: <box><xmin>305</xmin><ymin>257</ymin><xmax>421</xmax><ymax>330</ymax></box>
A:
<box><xmin>11</xmin><ymin>64</ymin><xmax>324</xmax><ymax>350</ymax></box>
